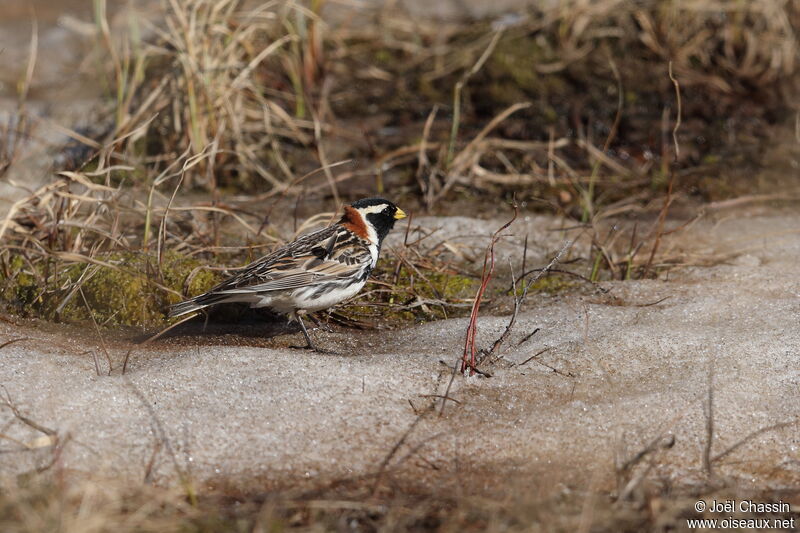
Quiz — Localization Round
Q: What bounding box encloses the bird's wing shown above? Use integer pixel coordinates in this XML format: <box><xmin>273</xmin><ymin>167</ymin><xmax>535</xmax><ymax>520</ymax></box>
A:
<box><xmin>210</xmin><ymin>226</ymin><xmax>373</xmax><ymax>294</ymax></box>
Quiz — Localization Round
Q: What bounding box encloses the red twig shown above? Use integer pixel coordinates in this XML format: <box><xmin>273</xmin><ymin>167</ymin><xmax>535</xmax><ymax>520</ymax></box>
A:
<box><xmin>461</xmin><ymin>202</ymin><xmax>518</xmax><ymax>375</ymax></box>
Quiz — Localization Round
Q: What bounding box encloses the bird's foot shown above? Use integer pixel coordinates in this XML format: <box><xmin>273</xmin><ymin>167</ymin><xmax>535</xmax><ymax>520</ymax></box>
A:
<box><xmin>289</xmin><ymin>343</ymin><xmax>339</xmax><ymax>355</ymax></box>
<box><xmin>290</xmin><ymin>314</ymin><xmax>339</xmax><ymax>354</ymax></box>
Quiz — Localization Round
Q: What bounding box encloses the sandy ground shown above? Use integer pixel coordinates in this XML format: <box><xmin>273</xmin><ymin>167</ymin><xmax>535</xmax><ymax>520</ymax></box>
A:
<box><xmin>1</xmin><ymin>209</ymin><xmax>798</xmax><ymax>499</ymax></box>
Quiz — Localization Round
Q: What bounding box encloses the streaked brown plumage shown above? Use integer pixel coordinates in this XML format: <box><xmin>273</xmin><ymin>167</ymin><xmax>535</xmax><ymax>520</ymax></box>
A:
<box><xmin>169</xmin><ymin>198</ymin><xmax>406</xmax><ymax>350</ymax></box>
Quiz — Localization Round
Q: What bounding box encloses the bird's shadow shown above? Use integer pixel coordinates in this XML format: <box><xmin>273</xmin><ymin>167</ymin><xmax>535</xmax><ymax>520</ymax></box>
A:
<box><xmin>133</xmin><ymin>305</ymin><xmax>300</xmax><ymax>347</ymax></box>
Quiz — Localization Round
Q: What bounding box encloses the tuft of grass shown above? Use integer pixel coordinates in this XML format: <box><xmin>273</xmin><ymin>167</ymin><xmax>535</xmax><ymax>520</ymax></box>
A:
<box><xmin>87</xmin><ymin>0</ymin><xmax>320</xmax><ymax>193</ymax></box>
<box><xmin>76</xmin><ymin>0</ymin><xmax>799</xmax><ymax>204</ymax></box>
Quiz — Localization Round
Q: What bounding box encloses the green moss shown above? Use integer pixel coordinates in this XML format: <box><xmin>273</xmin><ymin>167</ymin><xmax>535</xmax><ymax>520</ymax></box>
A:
<box><xmin>0</xmin><ymin>255</ymin><xmax>41</xmax><ymax>312</ymax></box>
<box><xmin>480</xmin><ymin>35</ymin><xmax>568</xmax><ymax>115</ymax></box>
<box><xmin>339</xmin><ymin>262</ymin><xmax>477</xmax><ymax>325</ymax></box>
<box><xmin>509</xmin><ymin>274</ymin><xmax>577</xmax><ymax>296</ymax></box>
<box><xmin>72</xmin><ymin>260</ymin><xmax>156</xmax><ymax>326</ymax></box>
<box><xmin>488</xmin><ymin>38</ymin><xmax>542</xmax><ymax>90</ymax></box>
<box><xmin>160</xmin><ymin>254</ymin><xmax>221</xmax><ymax>303</ymax></box>
<box><xmin>0</xmin><ymin>251</ymin><xmax>222</xmax><ymax>328</ymax></box>
<box><xmin>531</xmin><ymin>274</ymin><xmax>576</xmax><ymax>293</ymax></box>
<box><xmin>374</xmin><ymin>49</ymin><xmax>393</xmax><ymax>64</ymax></box>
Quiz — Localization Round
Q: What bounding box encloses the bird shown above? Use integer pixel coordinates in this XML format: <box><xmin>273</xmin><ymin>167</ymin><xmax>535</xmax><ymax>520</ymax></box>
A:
<box><xmin>168</xmin><ymin>198</ymin><xmax>407</xmax><ymax>351</ymax></box>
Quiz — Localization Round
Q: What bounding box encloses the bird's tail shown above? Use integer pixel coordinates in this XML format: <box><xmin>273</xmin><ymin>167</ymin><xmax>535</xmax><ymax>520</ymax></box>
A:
<box><xmin>168</xmin><ymin>293</ymin><xmax>230</xmax><ymax>317</ymax></box>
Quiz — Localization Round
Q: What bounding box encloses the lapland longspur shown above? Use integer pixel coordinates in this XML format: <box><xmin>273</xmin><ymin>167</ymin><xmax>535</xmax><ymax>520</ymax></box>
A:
<box><xmin>169</xmin><ymin>198</ymin><xmax>406</xmax><ymax>350</ymax></box>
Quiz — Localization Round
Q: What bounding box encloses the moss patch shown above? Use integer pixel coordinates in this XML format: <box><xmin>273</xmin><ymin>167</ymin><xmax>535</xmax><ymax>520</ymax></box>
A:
<box><xmin>339</xmin><ymin>262</ymin><xmax>477</xmax><ymax>326</ymax></box>
<box><xmin>0</xmin><ymin>252</ymin><xmax>222</xmax><ymax>328</ymax></box>
<box><xmin>518</xmin><ymin>274</ymin><xmax>577</xmax><ymax>296</ymax></box>
<box><xmin>0</xmin><ymin>255</ymin><xmax>41</xmax><ymax>314</ymax></box>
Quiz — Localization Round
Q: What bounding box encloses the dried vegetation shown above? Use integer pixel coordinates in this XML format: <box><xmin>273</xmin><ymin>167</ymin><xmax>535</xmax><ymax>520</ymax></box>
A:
<box><xmin>1</xmin><ymin>0</ymin><xmax>798</xmax><ymax>328</ymax></box>
<box><xmin>0</xmin><ymin>465</ymin><xmax>796</xmax><ymax>532</ymax></box>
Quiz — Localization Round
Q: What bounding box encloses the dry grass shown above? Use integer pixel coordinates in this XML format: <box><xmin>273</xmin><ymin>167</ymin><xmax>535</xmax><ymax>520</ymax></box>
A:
<box><xmin>1</xmin><ymin>0</ymin><xmax>329</xmax><ymax>324</ymax></box>
<box><xmin>0</xmin><ymin>464</ymin><xmax>796</xmax><ymax>532</ymax></box>
<box><xmin>0</xmin><ymin>474</ymin><xmax>209</xmax><ymax>533</ymax></box>
<box><xmin>88</xmin><ymin>0</ymin><xmax>326</xmax><ymax>193</ymax></box>
<box><xmin>329</xmin><ymin>0</ymin><xmax>797</xmax><ymax>206</ymax></box>
<box><xmin>66</xmin><ymin>0</ymin><xmax>800</xmax><ymax>200</ymax></box>
<box><xmin>0</xmin><ymin>17</ymin><xmax>37</xmax><ymax>181</ymax></box>
<box><xmin>0</xmin><ymin>151</ymin><xmax>275</xmax><ymax>325</ymax></box>
<box><xmin>2</xmin><ymin>0</ymin><xmax>797</xmax><ymax>326</ymax></box>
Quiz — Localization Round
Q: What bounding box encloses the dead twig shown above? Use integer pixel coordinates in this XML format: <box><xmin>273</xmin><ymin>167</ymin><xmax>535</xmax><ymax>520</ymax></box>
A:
<box><xmin>702</xmin><ymin>353</ymin><xmax>715</xmax><ymax>476</ymax></box>
<box><xmin>517</xmin><ymin>347</ymin><xmax>552</xmax><ymax>367</ymax></box>
<box><xmin>371</xmin><ymin>403</ymin><xmax>434</xmax><ymax>494</ymax></box>
<box><xmin>0</xmin><ymin>338</ymin><xmax>29</xmax><ymax>351</ymax></box>
<box><xmin>518</xmin><ymin>348</ymin><xmax>574</xmax><ymax>377</ymax></box>
<box><xmin>668</xmin><ymin>61</ymin><xmax>682</xmax><ymax>161</ymax></box>
<box><xmin>712</xmin><ymin>419</ymin><xmax>799</xmax><ymax>464</ymax></box>
<box><xmin>617</xmin><ymin>433</ymin><xmax>675</xmax><ymax>501</ymax></box>
<box><xmin>0</xmin><ymin>385</ymin><xmax>56</xmax><ymax>437</ymax></box>
<box><xmin>79</xmin><ymin>287</ymin><xmax>113</xmax><ymax>376</ymax></box>
<box><xmin>437</xmin><ymin>204</ymin><xmax>519</xmax><ymax>416</ymax></box>
<box><xmin>517</xmin><ymin>328</ymin><xmax>540</xmax><ymax>347</ymax></box>
<box><xmin>461</xmin><ymin>202</ymin><xmax>519</xmax><ymax>375</ymax></box>
<box><xmin>483</xmin><ymin>239</ymin><xmax>573</xmax><ymax>366</ymax></box>
<box><xmin>641</xmin><ymin>62</ymin><xmax>682</xmax><ymax>278</ymax></box>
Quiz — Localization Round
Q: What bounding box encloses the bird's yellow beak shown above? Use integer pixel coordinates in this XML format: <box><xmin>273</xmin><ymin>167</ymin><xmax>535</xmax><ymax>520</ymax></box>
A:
<box><xmin>394</xmin><ymin>208</ymin><xmax>407</xmax><ymax>220</ymax></box>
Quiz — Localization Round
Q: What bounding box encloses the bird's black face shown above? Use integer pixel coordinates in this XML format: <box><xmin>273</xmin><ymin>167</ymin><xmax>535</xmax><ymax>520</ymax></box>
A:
<box><xmin>349</xmin><ymin>197</ymin><xmax>407</xmax><ymax>245</ymax></box>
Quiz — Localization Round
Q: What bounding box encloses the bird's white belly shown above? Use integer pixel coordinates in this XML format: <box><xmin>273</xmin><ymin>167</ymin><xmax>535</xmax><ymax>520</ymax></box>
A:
<box><xmin>292</xmin><ymin>279</ymin><xmax>368</xmax><ymax>312</ymax></box>
<box><xmin>248</xmin><ymin>278</ymin><xmax>367</xmax><ymax>314</ymax></box>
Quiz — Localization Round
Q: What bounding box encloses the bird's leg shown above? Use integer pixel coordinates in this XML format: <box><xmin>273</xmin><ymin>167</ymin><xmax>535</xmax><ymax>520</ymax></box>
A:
<box><xmin>202</xmin><ymin>310</ymin><xmax>211</xmax><ymax>333</ymax></box>
<box><xmin>290</xmin><ymin>313</ymin><xmax>337</xmax><ymax>354</ymax></box>
<box><xmin>295</xmin><ymin>314</ymin><xmax>316</xmax><ymax>350</ymax></box>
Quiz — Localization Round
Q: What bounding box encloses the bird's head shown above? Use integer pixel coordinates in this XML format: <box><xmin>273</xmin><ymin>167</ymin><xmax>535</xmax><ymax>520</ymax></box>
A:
<box><xmin>340</xmin><ymin>198</ymin><xmax>407</xmax><ymax>245</ymax></box>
